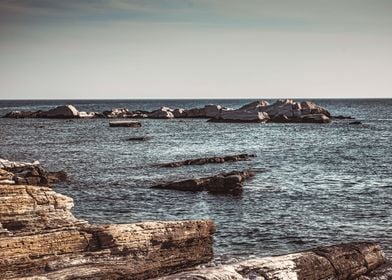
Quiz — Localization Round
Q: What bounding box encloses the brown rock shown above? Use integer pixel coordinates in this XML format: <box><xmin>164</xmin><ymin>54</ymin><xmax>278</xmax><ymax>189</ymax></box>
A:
<box><xmin>157</xmin><ymin>154</ymin><xmax>255</xmax><ymax>168</ymax></box>
<box><xmin>152</xmin><ymin>170</ymin><xmax>255</xmax><ymax>195</ymax></box>
<box><xmin>0</xmin><ymin>182</ymin><xmax>215</xmax><ymax>279</ymax></box>
<box><xmin>161</xmin><ymin>242</ymin><xmax>386</xmax><ymax>280</ymax></box>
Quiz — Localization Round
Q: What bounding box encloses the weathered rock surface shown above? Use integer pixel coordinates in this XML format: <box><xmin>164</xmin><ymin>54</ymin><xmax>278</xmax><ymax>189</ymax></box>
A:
<box><xmin>157</xmin><ymin>154</ymin><xmax>255</xmax><ymax>168</ymax></box>
<box><xmin>160</xmin><ymin>242</ymin><xmax>386</xmax><ymax>280</ymax></box>
<box><xmin>0</xmin><ymin>182</ymin><xmax>215</xmax><ymax>279</ymax></box>
<box><xmin>209</xmin><ymin>99</ymin><xmax>331</xmax><ymax>123</ymax></box>
<box><xmin>42</xmin><ymin>105</ymin><xmax>79</xmax><ymax>118</ymax></box>
<box><xmin>0</xmin><ymin>159</ymin><xmax>66</xmax><ymax>186</ymax></box>
<box><xmin>109</xmin><ymin>120</ymin><xmax>142</xmax><ymax>127</ymax></box>
<box><xmin>209</xmin><ymin>110</ymin><xmax>270</xmax><ymax>123</ymax></box>
<box><xmin>151</xmin><ymin>170</ymin><xmax>255</xmax><ymax>195</ymax></box>
<box><xmin>148</xmin><ymin>107</ymin><xmax>175</xmax><ymax>119</ymax></box>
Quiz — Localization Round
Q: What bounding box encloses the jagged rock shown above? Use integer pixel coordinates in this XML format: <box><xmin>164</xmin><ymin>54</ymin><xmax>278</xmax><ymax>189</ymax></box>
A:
<box><xmin>0</xmin><ymin>182</ymin><xmax>215</xmax><ymax>279</ymax></box>
<box><xmin>157</xmin><ymin>154</ymin><xmax>255</xmax><ymax>168</ymax></box>
<box><xmin>151</xmin><ymin>170</ymin><xmax>255</xmax><ymax>195</ymax></box>
<box><xmin>78</xmin><ymin>111</ymin><xmax>97</xmax><ymax>118</ymax></box>
<box><xmin>173</xmin><ymin>108</ymin><xmax>186</xmax><ymax>118</ymax></box>
<box><xmin>148</xmin><ymin>107</ymin><xmax>174</xmax><ymax>119</ymax></box>
<box><xmin>238</xmin><ymin>100</ymin><xmax>269</xmax><ymax>111</ymax></box>
<box><xmin>103</xmin><ymin>108</ymin><xmax>133</xmax><ymax>118</ymax></box>
<box><xmin>209</xmin><ymin>110</ymin><xmax>270</xmax><ymax>123</ymax></box>
<box><xmin>0</xmin><ymin>159</ymin><xmax>67</xmax><ymax>186</ymax></box>
<box><xmin>161</xmin><ymin>242</ymin><xmax>386</xmax><ymax>280</ymax></box>
<box><xmin>109</xmin><ymin>121</ymin><xmax>142</xmax><ymax>127</ymax></box>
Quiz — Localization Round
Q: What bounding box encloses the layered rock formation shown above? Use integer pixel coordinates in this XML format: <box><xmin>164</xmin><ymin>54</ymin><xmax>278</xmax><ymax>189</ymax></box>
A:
<box><xmin>156</xmin><ymin>153</ymin><xmax>255</xmax><ymax>168</ymax></box>
<box><xmin>0</xmin><ymin>182</ymin><xmax>215</xmax><ymax>279</ymax></box>
<box><xmin>210</xmin><ymin>99</ymin><xmax>331</xmax><ymax>123</ymax></box>
<box><xmin>152</xmin><ymin>170</ymin><xmax>255</xmax><ymax>195</ymax></box>
<box><xmin>0</xmin><ymin>159</ymin><xmax>66</xmax><ymax>186</ymax></box>
<box><xmin>161</xmin><ymin>242</ymin><xmax>386</xmax><ymax>280</ymax></box>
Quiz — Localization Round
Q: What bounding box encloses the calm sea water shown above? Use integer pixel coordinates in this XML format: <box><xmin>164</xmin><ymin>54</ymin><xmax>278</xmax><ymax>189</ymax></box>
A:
<box><xmin>0</xmin><ymin>99</ymin><xmax>391</xmax><ymax>258</ymax></box>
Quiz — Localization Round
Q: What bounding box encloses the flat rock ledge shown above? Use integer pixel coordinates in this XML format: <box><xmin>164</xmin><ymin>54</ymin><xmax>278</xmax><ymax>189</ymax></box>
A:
<box><xmin>160</xmin><ymin>242</ymin><xmax>386</xmax><ymax>280</ymax></box>
<box><xmin>0</xmin><ymin>182</ymin><xmax>215</xmax><ymax>279</ymax></box>
<box><xmin>151</xmin><ymin>170</ymin><xmax>255</xmax><ymax>195</ymax></box>
<box><xmin>156</xmin><ymin>154</ymin><xmax>255</xmax><ymax>168</ymax></box>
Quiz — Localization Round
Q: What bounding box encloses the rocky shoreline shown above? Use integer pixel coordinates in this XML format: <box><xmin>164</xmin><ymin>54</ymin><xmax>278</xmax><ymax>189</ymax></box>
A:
<box><xmin>0</xmin><ymin>159</ymin><xmax>388</xmax><ymax>279</ymax></box>
<box><xmin>2</xmin><ymin>99</ymin><xmax>337</xmax><ymax>123</ymax></box>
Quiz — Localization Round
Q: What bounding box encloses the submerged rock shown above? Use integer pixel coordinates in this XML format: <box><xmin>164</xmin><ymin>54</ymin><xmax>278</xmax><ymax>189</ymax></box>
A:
<box><xmin>109</xmin><ymin>120</ymin><xmax>142</xmax><ymax>127</ymax></box>
<box><xmin>349</xmin><ymin>120</ymin><xmax>362</xmax><ymax>125</ymax></box>
<box><xmin>127</xmin><ymin>136</ymin><xmax>152</xmax><ymax>141</ymax></box>
<box><xmin>157</xmin><ymin>153</ymin><xmax>255</xmax><ymax>168</ymax></box>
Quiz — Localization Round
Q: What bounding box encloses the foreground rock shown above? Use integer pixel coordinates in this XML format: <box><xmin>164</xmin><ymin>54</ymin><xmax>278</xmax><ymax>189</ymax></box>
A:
<box><xmin>152</xmin><ymin>170</ymin><xmax>255</xmax><ymax>195</ymax></box>
<box><xmin>0</xmin><ymin>159</ymin><xmax>66</xmax><ymax>186</ymax></box>
<box><xmin>0</xmin><ymin>182</ymin><xmax>215</xmax><ymax>279</ymax></box>
<box><xmin>157</xmin><ymin>154</ymin><xmax>255</xmax><ymax>168</ymax></box>
<box><xmin>161</xmin><ymin>242</ymin><xmax>385</xmax><ymax>280</ymax></box>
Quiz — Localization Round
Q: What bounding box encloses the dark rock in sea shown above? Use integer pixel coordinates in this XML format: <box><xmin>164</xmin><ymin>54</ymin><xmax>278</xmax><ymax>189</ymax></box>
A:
<box><xmin>151</xmin><ymin>170</ymin><xmax>255</xmax><ymax>195</ymax></box>
<box><xmin>127</xmin><ymin>136</ymin><xmax>152</xmax><ymax>141</ymax></box>
<box><xmin>349</xmin><ymin>121</ymin><xmax>362</xmax><ymax>125</ymax></box>
<box><xmin>109</xmin><ymin>120</ymin><xmax>142</xmax><ymax>127</ymax></box>
<box><xmin>297</xmin><ymin>113</ymin><xmax>331</xmax><ymax>123</ymax></box>
<box><xmin>157</xmin><ymin>154</ymin><xmax>255</xmax><ymax>168</ymax></box>
<box><xmin>333</xmin><ymin>115</ymin><xmax>355</xmax><ymax>120</ymax></box>
<box><xmin>41</xmin><ymin>105</ymin><xmax>79</xmax><ymax>118</ymax></box>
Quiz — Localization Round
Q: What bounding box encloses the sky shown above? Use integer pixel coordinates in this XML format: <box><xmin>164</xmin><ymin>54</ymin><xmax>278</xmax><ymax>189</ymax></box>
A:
<box><xmin>0</xmin><ymin>0</ymin><xmax>391</xmax><ymax>99</ymax></box>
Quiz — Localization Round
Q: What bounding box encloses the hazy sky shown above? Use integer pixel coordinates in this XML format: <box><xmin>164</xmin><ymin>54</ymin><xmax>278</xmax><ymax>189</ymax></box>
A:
<box><xmin>1</xmin><ymin>0</ymin><xmax>391</xmax><ymax>99</ymax></box>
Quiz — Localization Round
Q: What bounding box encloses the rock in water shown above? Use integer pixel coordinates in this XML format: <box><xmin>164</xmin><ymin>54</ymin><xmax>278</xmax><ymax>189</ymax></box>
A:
<box><xmin>157</xmin><ymin>153</ymin><xmax>255</xmax><ymax>168</ymax></box>
<box><xmin>210</xmin><ymin>110</ymin><xmax>270</xmax><ymax>123</ymax></box>
<box><xmin>42</xmin><ymin>105</ymin><xmax>79</xmax><ymax>118</ymax></box>
<box><xmin>109</xmin><ymin>120</ymin><xmax>142</xmax><ymax>127</ymax></box>
<box><xmin>148</xmin><ymin>107</ymin><xmax>174</xmax><ymax>119</ymax></box>
<box><xmin>152</xmin><ymin>170</ymin><xmax>255</xmax><ymax>195</ymax></box>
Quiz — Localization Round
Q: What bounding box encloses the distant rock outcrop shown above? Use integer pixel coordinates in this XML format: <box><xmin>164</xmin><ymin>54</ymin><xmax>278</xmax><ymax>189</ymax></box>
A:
<box><xmin>2</xmin><ymin>100</ymin><xmax>332</xmax><ymax>123</ymax></box>
<box><xmin>209</xmin><ymin>99</ymin><xmax>332</xmax><ymax>123</ymax></box>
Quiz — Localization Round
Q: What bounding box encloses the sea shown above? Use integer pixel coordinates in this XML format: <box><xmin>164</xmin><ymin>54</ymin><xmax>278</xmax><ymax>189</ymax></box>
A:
<box><xmin>0</xmin><ymin>99</ymin><xmax>391</xmax><ymax>259</ymax></box>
